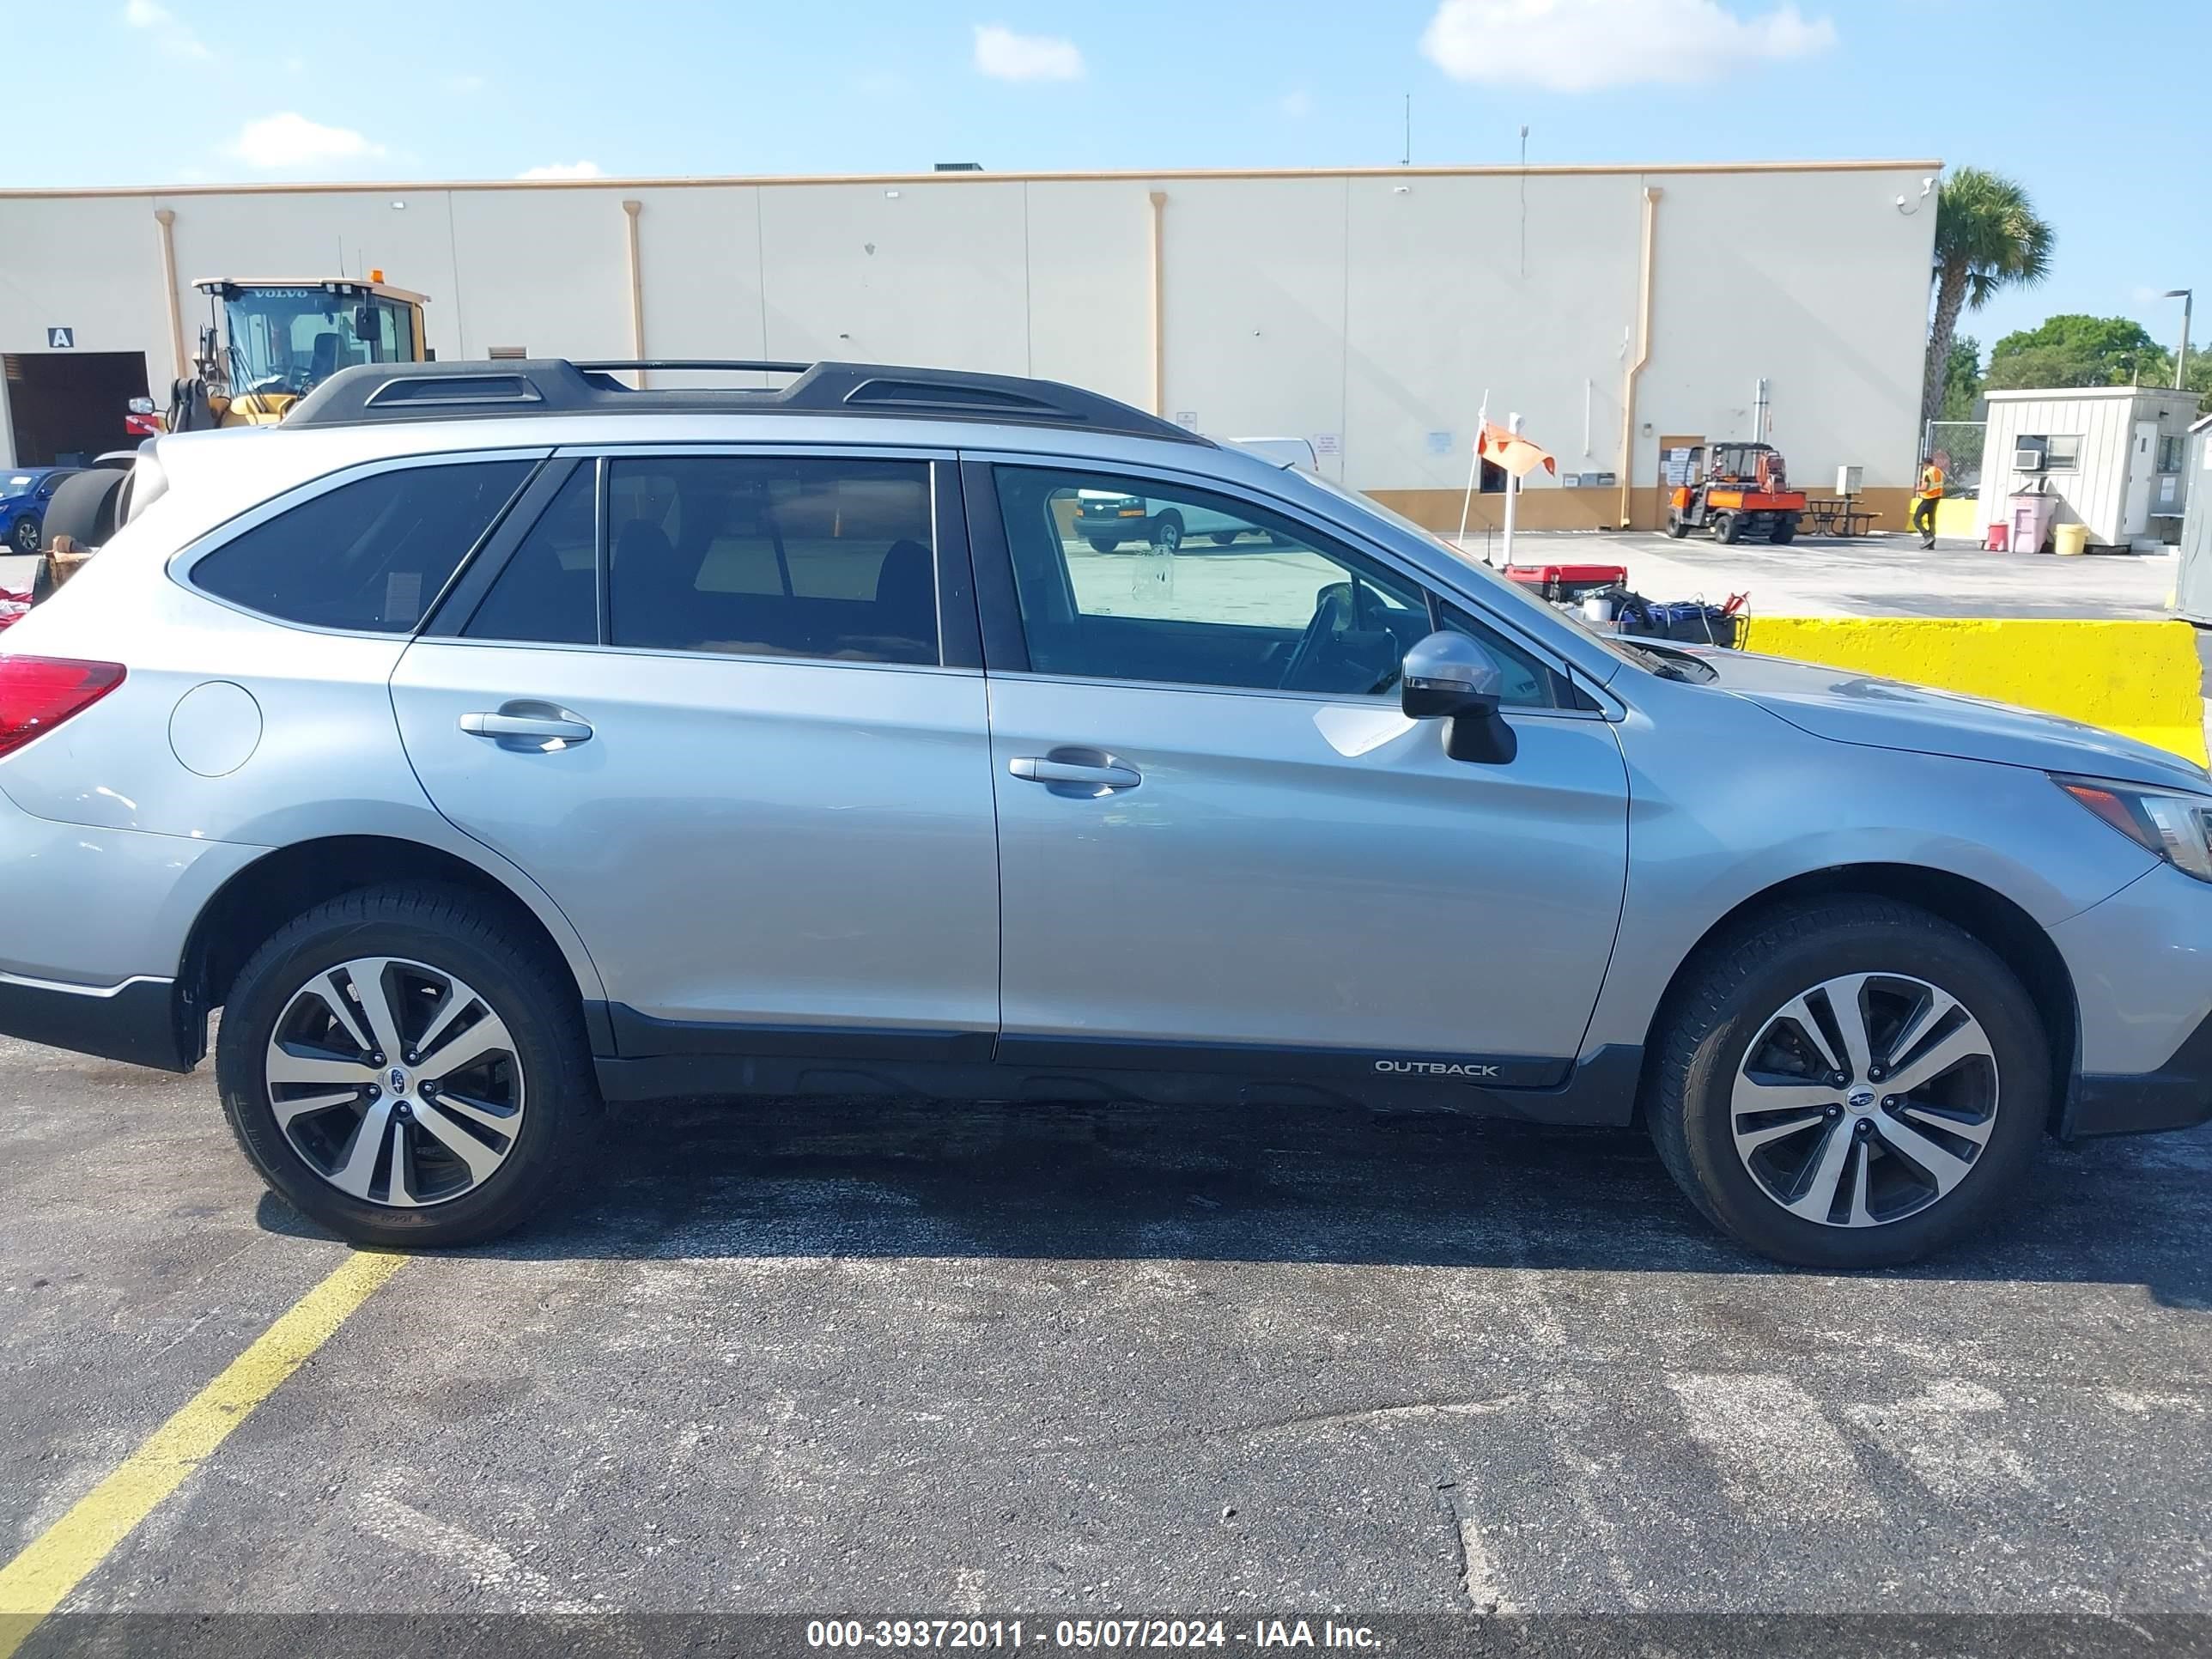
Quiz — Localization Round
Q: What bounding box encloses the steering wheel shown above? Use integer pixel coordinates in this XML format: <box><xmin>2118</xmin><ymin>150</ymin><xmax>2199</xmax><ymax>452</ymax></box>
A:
<box><xmin>1278</xmin><ymin>581</ymin><xmax>1366</xmax><ymax>692</ymax></box>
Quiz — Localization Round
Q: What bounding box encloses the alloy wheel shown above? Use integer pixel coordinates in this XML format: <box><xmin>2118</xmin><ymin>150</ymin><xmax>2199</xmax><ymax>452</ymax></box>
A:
<box><xmin>1729</xmin><ymin>972</ymin><xmax>1998</xmax><ymax>1228</ymax></box>
<box><xmin>264</xmin><ymin>956</ymin><xmax>526</xmax><ymax>1208</ymax></box>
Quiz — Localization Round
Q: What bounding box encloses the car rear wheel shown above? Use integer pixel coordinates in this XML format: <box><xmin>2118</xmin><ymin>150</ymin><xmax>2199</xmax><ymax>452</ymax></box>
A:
<box><xmin>11</xmin><ymin>515</ymin><xmax>39</xmax><ymax>555</ymax></box>
<box><xmin>1714</xmin><ymin>511</ymin><xmax>1743</xmax><ymax>544</ymax></box>
<box><xmin>1769</xmin><ymin>516</ymin><xmax>1797</xmax><ymax>544</ymax></box>
<box><xmin>1647</xmin><ymin>896</ymin><xmax>2045</xmax><ymax>1268</ymax></box>
<box><xmin>216</xmin><ymin>883</ymin><xmax>599</xmax><ymax>1248</ymax></box>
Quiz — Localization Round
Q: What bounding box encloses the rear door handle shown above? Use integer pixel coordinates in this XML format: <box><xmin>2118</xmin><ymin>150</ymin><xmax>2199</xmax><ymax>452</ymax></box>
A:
<box><xmin>1008</xmin><ymin>748</ymin><xmax>1141</xmax><ymax>795</ymax></box>
<box><xmin>459</xmin><ymin>701</ymin><xmax>593</xmax><ymax>751</ymax></box>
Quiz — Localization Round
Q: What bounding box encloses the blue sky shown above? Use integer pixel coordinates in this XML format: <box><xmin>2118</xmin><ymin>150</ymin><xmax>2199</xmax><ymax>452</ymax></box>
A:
<box><xmin>7</xmin><ymin>0</ymin><xmax>2203</xmax><ymax>358</ymax></box>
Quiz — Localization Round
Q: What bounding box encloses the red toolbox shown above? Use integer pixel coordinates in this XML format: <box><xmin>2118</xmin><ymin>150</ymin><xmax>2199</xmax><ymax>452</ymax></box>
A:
<box><xmin>1500</xmin><ymin>562</ymin><xmax>1627</xmax><ymax>601</ymax></box>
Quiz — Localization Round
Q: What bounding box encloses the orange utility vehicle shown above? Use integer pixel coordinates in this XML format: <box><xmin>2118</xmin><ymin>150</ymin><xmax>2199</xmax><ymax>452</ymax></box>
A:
<box><xmin>1666</xmin><ymin>441</ymin><xmax>1805</xmax><ymax>545</ymax></box>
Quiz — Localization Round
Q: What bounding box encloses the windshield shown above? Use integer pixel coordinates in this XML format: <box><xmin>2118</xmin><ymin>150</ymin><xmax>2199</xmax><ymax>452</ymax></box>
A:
<box><xmin>0</xmin><ymin>474</ymin><xmax>35</xmax><ymax>499</ymax></box>
<box><xmin>223</xmin><ymin>290</ymin><xmax>416</xmax><ymax>397</ymax></box>
<box><xmin>1297</xmin><ymin>471</ymin><xmax>1700</xmax><ymax>681</ymax></box>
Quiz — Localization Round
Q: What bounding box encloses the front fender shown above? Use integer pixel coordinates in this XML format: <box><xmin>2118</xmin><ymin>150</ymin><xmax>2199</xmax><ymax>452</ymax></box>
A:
<box><xmin>1579</xmin><ymin>685</ymin><xmax>2157</xmax><ymax>1058</ymax></box>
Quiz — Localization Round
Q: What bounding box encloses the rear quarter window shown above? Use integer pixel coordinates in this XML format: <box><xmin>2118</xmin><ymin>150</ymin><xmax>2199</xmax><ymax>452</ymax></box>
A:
<box><xmin>190</xmin><ymin>459</ymin><xmax>532</xmax><ymax>633</ymax></box>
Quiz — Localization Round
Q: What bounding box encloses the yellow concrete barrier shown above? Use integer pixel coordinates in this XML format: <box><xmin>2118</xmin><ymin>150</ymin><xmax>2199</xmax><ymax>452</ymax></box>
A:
<box><xmin>1738</xmin><ymin>617</ymin><xmax>2209</xmax><ymax>767</ymax></box>
<box><xmin>1932</xmin><ymin>497</ymin><xmax>1980</xmax><ymax>540</ymax></box>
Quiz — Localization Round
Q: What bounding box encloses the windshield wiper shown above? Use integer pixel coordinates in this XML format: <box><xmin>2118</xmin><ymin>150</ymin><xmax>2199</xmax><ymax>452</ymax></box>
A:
<box><xmin>1629</xmin><ymin>640</ymin><xmax>1720</xmax><ymax>684</ymax></box>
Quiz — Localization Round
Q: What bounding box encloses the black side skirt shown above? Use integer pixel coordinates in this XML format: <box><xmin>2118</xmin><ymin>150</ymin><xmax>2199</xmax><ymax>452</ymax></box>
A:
<box><xmin>590</xmin><ymin>1005</ymin><xmax>1640</xmax><ymax>1127</ymax></box>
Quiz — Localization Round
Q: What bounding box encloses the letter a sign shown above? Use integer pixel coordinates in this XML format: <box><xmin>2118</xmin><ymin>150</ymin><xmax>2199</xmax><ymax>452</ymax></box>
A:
<box><xmin>46</xmin><ymin>327</ymin><xmax>74</xmax><ymax>349</ymax></box>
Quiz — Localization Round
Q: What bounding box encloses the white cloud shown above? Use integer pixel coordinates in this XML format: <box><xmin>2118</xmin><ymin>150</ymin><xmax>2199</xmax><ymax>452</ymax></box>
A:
<box><xmin>1279</xmin><ymin>88</ymin><xmax>1314</xmax><ymax>118</ymax></box>
<box><xmin>122</xmin><ymin>0</ymin><xmax>210</xmax><ymax>60</ymax></box>
<box><xmin>223</xmin><ymin>112</ymin><xmax>386</xmax><ymax>170</ymax></box>
<box><xmin>972</xmin><ymin>23</ymin><xmax>1084</xmax><ymax>82</ymax></box>
<box><xmin>517</xmin><ymin>161</ymin><xmax>605</xmax><ymax>180</ymax></box>
<box><xmin>1419</xmin><ymin>0</ymin><xmax>1835</xmax><ymax>91</ymax></box>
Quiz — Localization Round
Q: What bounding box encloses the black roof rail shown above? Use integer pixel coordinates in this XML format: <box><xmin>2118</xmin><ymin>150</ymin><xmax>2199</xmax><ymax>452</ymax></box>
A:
<box><xmin>281</xmin><ymin>357</ymin><xmax>1206</xmax><ymax>445</ymax></box>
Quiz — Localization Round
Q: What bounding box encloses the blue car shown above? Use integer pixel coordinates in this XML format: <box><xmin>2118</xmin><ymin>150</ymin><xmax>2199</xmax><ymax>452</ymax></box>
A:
<box><xmin>0</xmin><ymin>467</ymin><xmax>80</xmax><ymax>556</ymax></box>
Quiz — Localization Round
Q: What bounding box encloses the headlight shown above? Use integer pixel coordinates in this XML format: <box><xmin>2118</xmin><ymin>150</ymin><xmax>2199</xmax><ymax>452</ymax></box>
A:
<box><xmin>2057</xmin><ymin>775</ymin><xmax>2212</xmax><ymax>882</ymax></box>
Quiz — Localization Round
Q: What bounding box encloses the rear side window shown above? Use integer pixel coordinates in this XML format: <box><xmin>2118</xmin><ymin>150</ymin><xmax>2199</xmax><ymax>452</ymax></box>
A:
<box><xmin>465</xmin><ymin>465</ymin><xmax>598</xmax><ymax>645</ymax></box>
<box><xmin>605</xmin><ymin>454</ymin><xmax>937</xmax><ymax>665</ymax></box>
<box><xmin>192</xmin><ymin>460</ymin><xmax>531</xmax><ymax>633</ymax></box>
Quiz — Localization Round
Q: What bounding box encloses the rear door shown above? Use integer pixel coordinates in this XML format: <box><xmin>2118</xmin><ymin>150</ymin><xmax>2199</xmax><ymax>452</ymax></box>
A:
<box><xmin>969</xmin><ymin>458</ymin><xmax>1630</xmax><ymax>1083</ymax></box>
<box><xmin>390</xmin><ymin>448</ymin><xmax>1000</xmax><ymax>1054</ymax></box>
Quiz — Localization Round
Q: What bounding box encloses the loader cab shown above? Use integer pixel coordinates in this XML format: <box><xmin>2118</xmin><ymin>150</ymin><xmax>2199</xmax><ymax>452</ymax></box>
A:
<box><xmin>191</xmin><ymin>278</ymin><xmax>430</xmax><ymax>423</ymax></box>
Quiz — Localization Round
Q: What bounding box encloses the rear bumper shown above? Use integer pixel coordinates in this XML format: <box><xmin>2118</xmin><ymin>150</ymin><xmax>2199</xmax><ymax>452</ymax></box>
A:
<box><xmin>1074</xmin><ymin>515</ymin><xmax>1154</xmax><ymax>544</ymax></box>
<box><xmin>0</xmin><ymin>784</ymin><xmax>260</xmax><ymax>1068</ymax></box>
<box><xmin>0</xmin><ymin>971</ymin><xmax>198</xmax><ymax>1072</ymax></box>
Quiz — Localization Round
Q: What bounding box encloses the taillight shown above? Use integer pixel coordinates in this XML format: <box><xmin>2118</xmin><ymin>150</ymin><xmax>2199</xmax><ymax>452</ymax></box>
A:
<box><xmin>0</xmin><ymin>656</ymin><xmax>125</xmax><ymax>759</ymax></box>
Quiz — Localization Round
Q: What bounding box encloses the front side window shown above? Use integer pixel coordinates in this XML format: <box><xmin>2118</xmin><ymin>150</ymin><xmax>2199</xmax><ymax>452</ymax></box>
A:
<box><xmin>605</xmin><ymin>455</ymin><xmax>937</xmax><ymax>665</ymax></box>
<box><xmin>995</xmin><ymin>466</ymin><xmax>1425</xmax><ymax>696</ymax></box>
<box><xmin>191</xmin><ymin>460</ymin><xmax>531</xmax><ymax>633</ymax></box>
<box><xmin>994</xmin><ymin>465</ymin><xmax>1570</xmax><ymax>706</ymax></box>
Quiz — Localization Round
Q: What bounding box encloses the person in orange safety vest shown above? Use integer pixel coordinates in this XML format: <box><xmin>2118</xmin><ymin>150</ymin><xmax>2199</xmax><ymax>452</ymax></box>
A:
<box><xmin>1912</xmin><ymin>456</ymin><xmax>1945</xmax><ymax>549</ymax></box>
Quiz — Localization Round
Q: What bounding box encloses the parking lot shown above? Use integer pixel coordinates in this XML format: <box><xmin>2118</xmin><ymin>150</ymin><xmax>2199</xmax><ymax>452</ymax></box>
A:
<box><xmin>5</xmin><ymin>1030</ymin><xmax>2209</xmax><ymax>1646</ymax></box>
<box><xmin>1472</xmin><ymin>531</ymin><xmax>2183</xmax><ymax>622</ymax></box>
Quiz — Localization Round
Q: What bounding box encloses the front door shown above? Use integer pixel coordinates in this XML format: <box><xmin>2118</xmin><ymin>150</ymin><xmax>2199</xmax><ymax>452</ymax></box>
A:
<box><xmin>392</xmin><ymin>450</ymin><xmax>1000</xmax><ymax>1050</ymax></box>
<box><xmin>2124</xmin><ymin>421</ymin><xmax>2159</xmax><ymax>539</ymax></box>
<box><xmin>972</xmin><ymin>460</ymin><xmax>1630</xmax><ymax>1084</ymax></box>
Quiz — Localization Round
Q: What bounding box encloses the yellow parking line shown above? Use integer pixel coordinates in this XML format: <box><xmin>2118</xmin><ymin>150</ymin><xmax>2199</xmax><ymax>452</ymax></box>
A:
<box><xmin>0</xmin><ymin>1249</ymin><xmax>407</xmax><ymax>1658</ymax></box>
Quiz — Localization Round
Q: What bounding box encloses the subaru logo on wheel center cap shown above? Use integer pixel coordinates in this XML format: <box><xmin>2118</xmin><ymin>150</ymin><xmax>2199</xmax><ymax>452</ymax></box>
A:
<box><xmin>388</xmin><ymin>1067</ymin><xmax>409</xmax><ymax>1094</ymax></box>
<box><xmin>1847</xmin><ymin>1087</ymin><xmax>1876</xmax><ymax>1109</ymax></box>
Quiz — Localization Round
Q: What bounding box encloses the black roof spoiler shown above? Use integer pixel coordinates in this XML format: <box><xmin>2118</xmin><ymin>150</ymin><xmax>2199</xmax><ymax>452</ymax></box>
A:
<box><xmin>282</xmin><ymin>358</ymin><xmax>1207</xmax><ymax>446</ymax></box>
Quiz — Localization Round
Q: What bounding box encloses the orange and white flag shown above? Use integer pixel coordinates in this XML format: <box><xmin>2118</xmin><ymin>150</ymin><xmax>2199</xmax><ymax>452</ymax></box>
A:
<box><xmin>1477</xmin><ymin>421</ymin><xmax>1557</xmax><ymax>479</ymax></box>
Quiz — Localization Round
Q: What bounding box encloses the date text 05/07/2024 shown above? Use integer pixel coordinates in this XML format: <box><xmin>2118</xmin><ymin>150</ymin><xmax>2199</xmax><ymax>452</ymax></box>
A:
<box><xmin>805</xmin><ymin>1620</ymin><xmax>1384</xmax><ymax>1650</ymax></box>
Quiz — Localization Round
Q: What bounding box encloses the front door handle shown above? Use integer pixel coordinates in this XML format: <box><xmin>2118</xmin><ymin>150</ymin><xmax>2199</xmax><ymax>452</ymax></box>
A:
<box><xmin>459</xmin><ymin>700</ymin><xmax>593</xmax><ymax>752</ymax></box>
<box><xmin>1008</xmin><ymin>748</ymin><xmax>1141</xmax><ymax>796</ymax></box>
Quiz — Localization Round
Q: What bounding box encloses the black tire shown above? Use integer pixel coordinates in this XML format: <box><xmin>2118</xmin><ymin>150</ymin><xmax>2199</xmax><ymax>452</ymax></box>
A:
<box><xmin>216</xmin><ymin>883</ymin><xmax>600</xmax><ymax>1249</ymax></box>
<box><xmin>39</xmin><ymin>467</ymin><xmax>126</xmax><ymax>553</ymax></box>
<box><xmin>1769</xmin><ymin>516</ymin><xmax>1797</xmax><ymax>545</ymax></box>
<box><xmin>1713</xmin><ymin>511</ymin><xmax>1743</xmax><ymax>544</ymax></box>
<box><xmin>1152</xmin><ymin>512</ymin><xmax>1183</xmax><ymax>553</ymax></box>
<box><xmin>11</xmin><ymin>514</ymin><xmax>39</xmax><ymax>555</ymax></box>
<box><xmin>1211</xmin><ymin>531</ymin><xmax>1240</xmax><ymax>546</ymax></box>
<box><xmin>1085</xmin><ymin>537</ymin><xmax>1119</xmax><ymax>553</ymax></box>
<box><xmin>1665</xmin><ymin>512</ymin><xmax>1689</xmax><ymax>539</ymax></box>
<box><xmin>1647</xmin><ymin>896</ymin><xmax>2046</xmax><ymax>1269</ymax></box>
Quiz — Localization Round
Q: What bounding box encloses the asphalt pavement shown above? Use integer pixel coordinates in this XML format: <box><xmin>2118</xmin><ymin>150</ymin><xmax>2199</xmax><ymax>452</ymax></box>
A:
<box><xmin>1452</xmin><ymin>532</ymin><xmax>2181</xmax><ymax>622</ymax></box>
<box><xmin>3</xmin><ymin>1034</ymin><xmax>2209</xmax><ymax>1648</ymax></box>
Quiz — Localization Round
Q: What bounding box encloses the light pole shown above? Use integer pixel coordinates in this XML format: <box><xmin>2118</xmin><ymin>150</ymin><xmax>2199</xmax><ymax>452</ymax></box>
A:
<box><xmin>2166</xmin><ymin>289</ymin><xmax>2193</xmax><ymax>391</ymax></box>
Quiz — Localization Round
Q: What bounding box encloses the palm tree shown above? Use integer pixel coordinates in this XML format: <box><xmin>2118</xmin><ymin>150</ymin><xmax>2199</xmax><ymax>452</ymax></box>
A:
<box><xmin>1923</xmin><ymin>168</ymin><xmax>2055</xmax><ymax>434</ymax></box>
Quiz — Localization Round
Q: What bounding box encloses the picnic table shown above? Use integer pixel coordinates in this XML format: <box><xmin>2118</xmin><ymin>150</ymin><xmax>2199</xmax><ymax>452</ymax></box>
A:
<box><xmin>1798</xmin><ymin>496</ymin><xmax>1881</xmax><ymax>538</ymax></box>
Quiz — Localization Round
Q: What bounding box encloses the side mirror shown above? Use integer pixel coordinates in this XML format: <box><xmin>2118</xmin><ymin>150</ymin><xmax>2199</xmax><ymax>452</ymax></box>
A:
<box><xmin>1401</xmin><ymin>630</ymin><xmax>1517</xmax><ymax>764</ymax></box>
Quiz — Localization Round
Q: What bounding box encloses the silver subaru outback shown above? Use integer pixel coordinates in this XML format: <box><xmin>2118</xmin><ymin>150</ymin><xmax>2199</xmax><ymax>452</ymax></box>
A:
<box><xmin>3</xmin><ymin>358</ymin><xmax>2205</xmax><ymax>1269</ymax></box>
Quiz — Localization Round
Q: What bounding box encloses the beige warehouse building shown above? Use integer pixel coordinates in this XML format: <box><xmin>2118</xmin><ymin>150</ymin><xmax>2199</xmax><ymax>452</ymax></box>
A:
<box><xmin>0</xmin><ymin>158</ymin><xmax>1938</xmax><ymax>529</ymax></box>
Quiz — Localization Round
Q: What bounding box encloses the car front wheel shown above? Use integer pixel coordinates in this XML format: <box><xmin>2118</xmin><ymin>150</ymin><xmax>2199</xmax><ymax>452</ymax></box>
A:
<box><xmin>12</xmin><ymin>515</ymin><xmax>40</xmax><ymax>554</ymax></box>
<box><xmin>1648</xmin><ymin>896</ymin><xmax>2045</xmax><ymax>1268</ymax></box>
<box><xmin>216</xmin><ymin>883</ymin><xmax>599</xmax><ymax>1248</ymax></box>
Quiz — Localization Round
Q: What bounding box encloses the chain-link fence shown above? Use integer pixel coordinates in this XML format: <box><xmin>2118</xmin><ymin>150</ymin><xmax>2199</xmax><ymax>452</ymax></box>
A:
<box><xmin>1923</xmin><ymin>421</ymin><xmax>1986</xmax><ymax>493</ymax></box>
